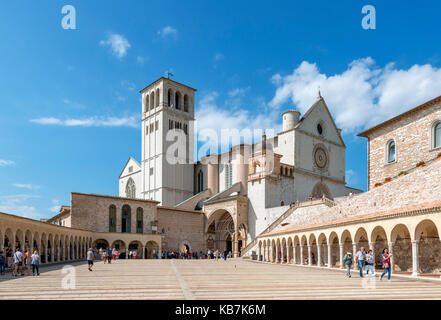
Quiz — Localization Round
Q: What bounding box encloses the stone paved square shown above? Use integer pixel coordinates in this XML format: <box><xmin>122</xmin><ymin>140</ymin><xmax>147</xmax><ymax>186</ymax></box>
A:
<box><xmin>1</xmin><ymin>259</ymin><xmax>441</xmax><ymax>300</ymax></box>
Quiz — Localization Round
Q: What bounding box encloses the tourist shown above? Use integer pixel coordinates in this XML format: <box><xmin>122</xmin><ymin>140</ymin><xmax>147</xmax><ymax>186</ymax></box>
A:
<box><xmin>107</xmin><ymin>248</ymin><xmax>112</xmax><ymax>264</ymax></box>
<box><xmin>112</xmin><ymin>248</ymin><xmax>116</xmax><ymax>260</ymax></box>
<box><xmin>31</xmin><ymin>250</ymin><xmax>40</xmax><ymax>276</ymax></box>
<box><xmin>0</xmin><ymin>250</ymin><xmax>5</xmax><ymax>276</ymax></box>
<box><xmin>87</xmin><ymin>248</ymin><xmax>94</xmax><ymax>271</ymax></box>
<box><xmin>129</xmin><ymin>250</ymin><xmax>132</xmax><ymax>259</ymax></box>
<box><xmin>133</xmin><ymin>251</ymin><xmax>137</xmax><ymax>259</ymax></box>
<box><xmin>25</xmin><ymin>249</ymin><xmax>32</xmax><ymax>276</ymax></box>
<box><xmin>99</xmin><ymin>247</ymin><xmax>103</xmax><ymax>259</ymax></box>
<box><xmin>365</xmin><ymin>250</ymin><xmax>375</xmax><ymax>276</ymax></box>
<box><xmin>343</xmin><ymin>252</ymin><xmax>353</xmax><ymax>278</ymax></box>
<box><xmin>355</xmin><ymin>247</ymin><xmax>366</xmax><ymax>278</ymax></box>
<box><xmin>13</xmin><ymin>248</ymin><xmax>24</xmax><ymax>277</ymax></box>
<box><xmin>103</xmin><ymin>250</ymin><xmax>107</xmax><ymax>264</ymax></box>
<box><xmin>380</xmin><ymin>248</ymin><xmax>392</xmax><ymax>282</ymax></box>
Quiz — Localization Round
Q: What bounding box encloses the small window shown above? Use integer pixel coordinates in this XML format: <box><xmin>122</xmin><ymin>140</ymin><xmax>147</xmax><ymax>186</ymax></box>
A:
<box><xmin>387</xmin><ymin>140</ymin><xmax>396</xmax><ymax>163</ymax></box>
<box><xmin>155</xmin><ymin>120</ymin><xmax>159</xmax><ymax>131</ymax></box>
<box><xmin>128</xmin><ymin>166</ymin><xmax>133</xmax><ymax>173</ymax></box>
<box><xmin>317</xmin><ymin>123</ymin><xmax>323</xmax><ymax>135</ymax></box>
<box><xmin>435</xmin><ymin>122</ymin><xmax>441</xmax><ymax>149</ymax></box>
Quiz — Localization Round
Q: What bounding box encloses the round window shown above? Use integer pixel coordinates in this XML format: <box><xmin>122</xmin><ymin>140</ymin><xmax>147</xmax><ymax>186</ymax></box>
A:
<box><xmin>314</xmin><ymin>147</ymin><xmax>328</xmax><ymax>169</ymax></box>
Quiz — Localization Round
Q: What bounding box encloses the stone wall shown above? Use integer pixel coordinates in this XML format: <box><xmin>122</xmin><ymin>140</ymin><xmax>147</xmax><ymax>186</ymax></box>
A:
<box><xmin>70</xmin><ymin>193</ymin><xmax>158</xmax><ymax>233</ymax></box>
<box><xmin>157</xmin><ymin>207</ymin><xmax>205</xmax><ymax>253</ymax></box>
<box><xmin>365</xmin><ymin>100</ymin><xmax>441</xmax><ymax>190</ymax></box>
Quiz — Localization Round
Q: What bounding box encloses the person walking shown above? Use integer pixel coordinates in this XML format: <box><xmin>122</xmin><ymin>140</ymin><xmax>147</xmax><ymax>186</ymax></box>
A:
<box><xmin>380</xmin><ymin>248</ymin><xmax>392</xmax><ymax>282</ymax></box>
<box><xmin>355</xmin><ymin>247</ymin><xmax>366</xmax><ymax>278</ymax></box>
<box><xmin>107</xmin><ymin>248</ymin><xmax>112</xmax><ymax>264</ymax></box>
<box><xmin>0</xmin><ymin>250</ymin><xmax>6</xmax><ymax>276</ymax></box>
<box><xmin>31</xmin><ymin>250</ymin><xmax>40</xmax><ymax>276</ymax></box>
<box><xmin>25</xmin><ymin>249</ymin><xmax>32</xmax><ymax>276</ymax></box>
<box><xmin>13</xmin><ymin>248</ymin><xmax>24</xmax><ymax>277</ymax></box>
<box><xmin>87</xmin><ymin>248</ymin><xmax>94</xmax><ymax>271</ymax></box>
<box><xmin>365</xmin><ymin>250</ymin><xmax>375</xmax><ymax>276</ymax></box>
<box><xmin>102</xmin><ymin>250</ymin><xmax>107</xmax><ymax>264</ymax></box>
<box><xmin>343</xmin><ymin>252</ymin><xmax>353</xmax><ymax>278</ymax></box>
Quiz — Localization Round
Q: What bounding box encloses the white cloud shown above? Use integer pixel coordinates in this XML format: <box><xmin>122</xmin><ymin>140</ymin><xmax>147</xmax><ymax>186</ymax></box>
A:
<box><xmin>121</xmin><ymin>80</ymin><xmax>136</xmax><ymax>91</ymax></box>
<box><xmin>195</xmin><ymin>91</ymin><xmax>281</xmax><ymax>152</ymax></box>
<box><xmin>0</xmin><ymin>194</ymin><xmax>40</xmax><ymax>219</ymax></box>
<box><xmin>49</xmin><ymin>199</ymin><xmax>60</xmax><ymax>213</ymax></box>
<box><xmin>100</xmin><ymin>33</ymin><xmax>131</xmax><ymax>59</ymax></box>
<box><xmin>345</xmin><ymin>169</ymin><xmax>357</xmax><ymax>186</ymax></box>
<box><xmin>30</xmin><ymin>116</ymin><xmax>138</xmax><ymax>128</ymax></box>
<box><xmin>269</xmin><ymin>58</ymin><xmax>441</xmax><ymax>133</ymax></box>
<box><xmin>0</xmin><ymin>159</ymin><xmax>15</xmax><ymax>167</ymax></box>
<box><xmin>136</xmin><ymin>56</ymin><xmax>145</xmax><ymax>65</ymax></box>
<box><xmin>157</xmin><ymin>26</ymin><xmax>178</xmax><ymax>38</ymax></box>
<box><xmin>13</xmin><ymin>183</ymin><xmax>40</xmax><ymax>190</ymax></box>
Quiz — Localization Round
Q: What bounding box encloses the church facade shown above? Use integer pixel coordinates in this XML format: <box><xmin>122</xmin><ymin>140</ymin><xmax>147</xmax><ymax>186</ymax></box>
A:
<box><xmin>118</xmin><ymin>77</ymin><xmax>360</xmax><ymax>257</ymax></box>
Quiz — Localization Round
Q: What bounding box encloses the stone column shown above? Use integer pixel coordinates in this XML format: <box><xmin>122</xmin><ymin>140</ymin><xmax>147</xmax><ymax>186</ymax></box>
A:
<box><xmin>57</xmin><ymin>245</ymin><xmax>60</xmax><ymax>262</ymax></box>
<box><xmin>352</xmin><ymin>243</ymin><xmax>357</xmax><ymax>269</ymax></box>
<box><xmin>388</xmin><ymin>242</ymin><xmax>394</xmax><ymax>273</ymax></box>
<box><xmin>339</xmin><ymin>244</ymin><xmax>344</xmax><ymax>269</ymax></box>
<box><xmin>0</xmin><ymin>233</ymin><xmax>4</xmax><ymax>252</ymax></box>
<box><xmin>308</xmin><ymin>245</ymin><xmax>312</xmax><ymax>266</ymax></box>
<box><xmin>233</xmin><ymin>228</ymin><xmax>239</xmax><ymax>258</ymax></box>
<box><xmin>44</xmin><ymin>245</ymin><xmax>48</xmax><ymax>264</ymax></box>
<box><xmin>327</xmin><ymin>244</ymin><xmax>332</xmax><ymax>268</ymax></box>
<box><xmin>270</xmin><ymin>245</ymin><xmax>274</xmax><ymax>263</ymax></box>
<box><xmin>300</xmin><ymin>245</ymin><xmax>304</xmax><ymax>265</ymax></box>
<box><xmin>76</xmin><ymin>244</ymin><xmax>79</xmax><ymax>260</ymax></box>
<box><xmin>67</xmin><ymin>245</ymin><xmax>71</xmax><ymax>261</ymax></box>
<box><xmin>142</xmin><ymin>247</ymin><xmax>146</xmax><ymax>259</ymax></box>
<box><xmin>412</xmin><ymin>240</ymin><xmax>420</xmax><ymax>277</ymax></box>
<box><xmin>317</xmin><ymin>244</ymin><xmax>322</xmax><ymax>267</ymax></box>
<box><xmin>293</xmin><ymin>246</ymin><xmax>297</xmax><ymax>264</ymax></box>
<box><xmin>286</xmin><ymin>244</ymin><xmax>291</xmax><ymax>264</ymax></box>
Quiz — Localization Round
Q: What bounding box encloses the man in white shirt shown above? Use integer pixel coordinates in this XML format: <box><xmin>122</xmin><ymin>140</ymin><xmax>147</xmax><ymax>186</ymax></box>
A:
<box><xmin>13</xmin><ymin>249</ymin><xmax>24</xmax><ymax>277</ymax></box>
<box><xmin>355</xmin><ymin>247</ymin><xmax>367</xmax><ymax>278</ymax></box>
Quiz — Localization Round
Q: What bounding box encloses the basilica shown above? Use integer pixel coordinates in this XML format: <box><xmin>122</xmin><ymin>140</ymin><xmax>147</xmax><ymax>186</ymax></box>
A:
<box><xmin>1</xmin><ymin>77</ymin><xmax>441</xmax><ymax>278</ymax></box>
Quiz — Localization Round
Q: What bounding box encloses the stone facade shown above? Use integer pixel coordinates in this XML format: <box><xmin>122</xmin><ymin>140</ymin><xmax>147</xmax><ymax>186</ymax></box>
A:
<box><xmin>359</xmin><ymin>95</ymin><xmax>441</xmax><ymax>190</ymax></box>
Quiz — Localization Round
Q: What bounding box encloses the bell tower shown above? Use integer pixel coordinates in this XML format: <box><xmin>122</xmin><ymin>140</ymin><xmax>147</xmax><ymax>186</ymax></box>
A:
<box><xmin>140</xmin><ymin>77</ymin><xmax>196</xmax><ymax>206</ymax></box>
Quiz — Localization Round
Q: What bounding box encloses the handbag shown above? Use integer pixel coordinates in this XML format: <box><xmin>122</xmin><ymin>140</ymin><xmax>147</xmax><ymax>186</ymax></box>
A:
<box><xmin>384</xmin><ymin>262</ymin><xmax>389</xmax><ymax>268</ymax></box>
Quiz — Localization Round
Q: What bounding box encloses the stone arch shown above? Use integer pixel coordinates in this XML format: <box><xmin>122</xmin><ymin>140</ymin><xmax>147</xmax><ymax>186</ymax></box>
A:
<box><xmin>318</xmin><ymin>233</ymin><xmax>327</xmax><ymax>267</ymax></box>
<box><xmin>150</xmin><ymin>91</ymin><xmax>155</xmax><ymax>110</ymax></box>
<box><xmin>167</xmin><ymin>88</ymin><xmax>173</xmax><ymax>107</ymax></box>
<box><xmin>340</xmin><ymin>230</ymin><xmax>353</xmax><ymax>258</ymax></box>
<box><xmin>128</xmin><ymin>240</ymin><xmax>143</xmax><ymax>259</ymax></box>
<box><xmin>328</xmin><ymin>231</ymin><xmax>339</xmax><ymax>267</ymax></box>
<box><xmin>205</xmin><ymin>209</ymin><xmax>237</xmax><ymax>254</ymax></box>
<box><xmin>111</xmin><ymin>240</ymin><xmax>127</xmax><ymax>259</ymax></box>
<box><xmin>15</xmin><ymin>229</ymin><xmax>24</xmax><ymax>250</ymax></box>
<box><xmin>33</xmin><ymin>232</ymin><xmax>40</xmax><ymax>252</ymax></box>
<box><xmin>4</xmin><ymin>228</ymin><xmax>13</xmax><ymax>250</ymax></box>
<box><xmin>271</xmin><ymin>239</ymin><xmax>276</xmax><ymax>262</ymax></box>
<box><xmin>414</xmin><ymin>219</ymin><xmax>441</xmax><ymax>274</ymax></box>
<box><xmin>179</xmin><ymin>240</ymin><xmax>192</xmax><ymax>254</ymax></box>
<box><xmin>41</xmin><ymin>233</ymin><xmax>47</xmax><ymax>263</ymax></box>
<box><xmin>258</xmin><ymin>240</ymin><xmax>262</xmax><ymax>259</ymax></box>
<box><xmin>308</xmin><ymin>234</ymin><xmax>317</xmax><ymax>265</ymax></box>
<box><xmin>156</xmin><ymin>88</ymin><xmax>160</xmax><ymax>107</ymax></box>
<box><xmin>109</xmin><ymin>205</ymin><xmax>117</xmax><ymax>232</ymax></box>
<box><xmin>371</xmin><ymin>226</ymin><xmax>388</xmax><ymax>268</ymax></box>
<box><xmin>390</xmin><ymin>224</ymin><xmax>412</xmax><ymax>273</ymax></box>
<box><xmin>144</xmin><ymin>94</ymin><xmax>149</xmax><ymax>112</ymax></box>
<box><xmin>311</xmin><ymin>182</ymin><xmax>331</xmax><ymax>199</ymax></box>
<box><xmin>431</xmin><ymin>119</ymin><xmax>441</xmax><ymax>149</ymax></box>
<box><xmin>54</xmin><ymin>234</ymin><xmax>59</xmax><ymax>262</ymax></box>
<box><xmin>125</xmin><ymin>178</ymin><xmax>136</xmax><ymax>199</ymax></box>
<box><xmin>24</xmin><ymin>229</ymin><xmax>32</xmax><ymax>251</ymax></box>
<box><xmin>385</xmin><ymin>138</ymin><xmax>396</xmax><ymax>164</ymax></box>
<box><xmin>145</xmin><ymin>241</ymin><xmax>159</xmax><ymax>259</ymax></box>
<box><xmin>281</xmin><ymin>238</ymin><xmax>287</xmax><ymax>263</ymax></box>
<box><xmin>354</xmin><ymin>227</ymin><xmax>369</xmax><ymax>251</ymax></box>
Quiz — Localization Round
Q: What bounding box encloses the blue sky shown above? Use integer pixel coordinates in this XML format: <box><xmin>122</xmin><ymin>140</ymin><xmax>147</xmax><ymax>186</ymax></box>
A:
<box><xmin>1</xmin><ymin>0</ymin><xmax>441</xmax><ymax>219</ymax></box>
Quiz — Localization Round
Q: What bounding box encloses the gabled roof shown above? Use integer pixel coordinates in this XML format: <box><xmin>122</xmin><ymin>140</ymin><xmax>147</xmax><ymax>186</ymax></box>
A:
<box><xmin>358</xmin><ymin>94</ymin><xmax>441</xmax><ymax>138</ymax></box>
<box><xmin>295</xmin><ymin>97</ymin><xmax>345</xmax><ymax>146</ymax></box>
<box><xmin>119</xmin><ymin>157</ymin><xmax>141</xmax><ymax>178</ymax></box>
<box><xmin>139</xmin><ymin>77</ymin><xmax>197</xmax><ymax>93</ymax></box>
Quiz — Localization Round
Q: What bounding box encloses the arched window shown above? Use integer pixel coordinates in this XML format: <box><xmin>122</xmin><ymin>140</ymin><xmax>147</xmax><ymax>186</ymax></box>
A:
<box><xmin>150</xmin><ymin>92</ymin><xmax>155</xmax><ymax>110</ymax></box>
<box><xmin>387</xmin><ymin>140</ymin><xmax>396</xmax><ymax>163</ymax></box>
<box><xmin>156</xmin><ymin>89</ymin><xmax>160</xmax><ymax>107</ymax></box>
<box><xmin>168</xmin><ymin>89</ymin><xmax>172</xmax><ymax>107</ymax></box>
<box><xmin>145</xmin><ymin>95</ymin><xmax>149</xmax><ymax>113</ymax></box>
<box><xmin>197</xmin><ymin>170</ymin><xmax>204</xmax><ymax>193</ymax></box>
<box><xmin>175</xmin><ymin>92</ymin><xmax>181</xmax><ymax>110</ymax></box>
<box><xmin>434</xmin><ymin>122</ymin><xmax>441</xmax><ymax>149</ymax></box>
<box><xmin>126</xmin><ymin>178</ymin><xmax>136</xmax><ymax>198</ymax></box>
<box><xmin>184</xmin><ymin>95</ymin><xmax>189</xmax><ymax>112</ymax></box>
<box><xmin>109</xmin><ymin>205</ymin><xmax>116</xmax><ymax>232</ymax></box>
<box><xmin>136</xmin><ymin>208</ymin><xmax>143</xmax><ymax>234</ymax></box>
<box><xmin>121</xmin><ymin>205</ymin><xmax>131</xmax><ymax>233</ymax></box>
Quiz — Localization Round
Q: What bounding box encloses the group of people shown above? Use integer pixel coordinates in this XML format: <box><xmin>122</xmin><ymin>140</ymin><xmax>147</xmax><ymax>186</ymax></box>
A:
<box><xmin>343</xmin><ymin>247</ymin><xmax>392</xmax><ymax>281</ymax></box>
<box><xmin>0</xmin><ymin>248</ymin><xmax>41</xmax><ymax>277</ymax></box>
<box><xmin>98</xmin><ymin>247</ymin><xmax>121</xmax><ymax>263</ymax></box>
<box><xmin>161</xmin><ymin>249</ymin><xmax>233</xmax><ymax>260</ymax></box>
